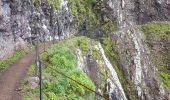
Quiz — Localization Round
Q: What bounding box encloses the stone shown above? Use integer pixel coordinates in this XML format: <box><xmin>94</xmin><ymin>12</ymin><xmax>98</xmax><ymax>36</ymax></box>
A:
<box><xmin>28</xmin><ymin>77</ymin><xmax>39</xmax><ymax>88</ymax></box>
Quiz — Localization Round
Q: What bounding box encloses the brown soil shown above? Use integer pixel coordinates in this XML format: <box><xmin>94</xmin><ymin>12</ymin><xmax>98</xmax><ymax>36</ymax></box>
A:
<box><xmin>0</xmin><ymin>52</ymin><xmax>35</xmax><ymax>100</ymax></box>
<box><xmin>0</xmin><ymin>43</ymin><xmax>48</xmax><ymax>100</ymax></box>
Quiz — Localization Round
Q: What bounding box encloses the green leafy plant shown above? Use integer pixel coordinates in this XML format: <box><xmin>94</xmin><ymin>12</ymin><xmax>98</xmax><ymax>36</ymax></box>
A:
<box><xmin>39</xmin><ymin>37</ymin><xmax>96</xmax><ymax>99</ymax></box>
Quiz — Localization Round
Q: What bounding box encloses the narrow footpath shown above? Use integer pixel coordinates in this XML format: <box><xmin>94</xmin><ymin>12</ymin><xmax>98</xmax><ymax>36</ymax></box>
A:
<box><xmin>0</xmin><ymin>51</ymin><xmax>35</xmax><ymax>100</ymax></box>
<box><xmin>0</xmin><ymin>44</ymin><xmax>47</xmax><ymax>100</ymax></box>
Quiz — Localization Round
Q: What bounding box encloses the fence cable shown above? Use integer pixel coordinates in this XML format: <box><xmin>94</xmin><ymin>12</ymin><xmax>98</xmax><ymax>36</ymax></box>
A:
<box><xmin>46</xmin><ymin>66</ymin><xmax>107</xmax><ymax>99</ymax></box>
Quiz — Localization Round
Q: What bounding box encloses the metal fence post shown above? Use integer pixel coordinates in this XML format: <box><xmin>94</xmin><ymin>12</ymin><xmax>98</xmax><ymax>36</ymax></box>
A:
<box><xmin>39</xmin><ymin>60</ymin><xmax>43</xmax><ymax>100</ymax></box>
<box><xmin>35</xmin><ymin>38</ymin><xmax>39</xmax><ymax>76</ymax></box>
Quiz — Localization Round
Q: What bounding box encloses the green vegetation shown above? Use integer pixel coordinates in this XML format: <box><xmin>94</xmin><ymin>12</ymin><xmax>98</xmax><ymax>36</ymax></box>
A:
<box><xmin>68</xmin><ymin>0</ymin><xmax>98</xmax><ymax>32</ymax></box>
<box><xmin>48</xmin><ymin>0</ymin><xmax>61</xmax><ymax>10</ymax></box>
<box><xmin>140</xmin><ymin>21</ymin><xmax>170</xmax><ymax>88</ymax></box>
<box><xmin>21</xmin><ymin>64</ymin><xmax>50</xmax><ymax>100</ymax></box>
<box><xmin>23</xmin><ymin>36</ymin><xmax>96</xmax><ymax>100</ymax></box>
<box><xmin>48</xmin><ymin>36</ymin><xmax>98</xmax><ymax>57</ymax></box>
<box><xmin>33</xmin><ymin>0</ymin><xmax>40</xmax><ymax>6</ymax></box>
<box><xmin>140</xmin><ymin>21</ymin><xmax>170</xmax><ymax>39</ymax></box>
<box><xmin>21</xmin><ymin>64</ymin><xmax>39</xmax><ymax>100</ymax></box>
<box><xmin>0</xmin><ymin>50</ymin><xmax>25</xmax><ymax>70</ymax></box>
<box><xmin>34</xmin><ymin>0</ymin><xmax>116</xmax><ymax>35</ymax></box>
<box><xmin>42</xmin><ymin>37</ymin><xmax>95</xmax><ymax>99</ymax></box>
<box><xmin>68</xmin><ymin>0</ymin><xmax>116</xmax><ymax>34</ymax></box>
<box><xmin>160</xmin><ymin>72</ymin><xmax>170</xmax><ymax>88</ymax></box>
<box><xmin>33</xmin><ymin>0</ymin><xmax>60</xmax><ymax>10</ymax></box>
<box><xmin>74</xmin><ymin>36</ymin><xmax>91</xmax><ymax>54</ymax></box>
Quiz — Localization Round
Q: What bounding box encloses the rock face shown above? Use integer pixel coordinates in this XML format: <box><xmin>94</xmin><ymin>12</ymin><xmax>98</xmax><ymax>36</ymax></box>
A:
<box><xmin>76</xmin><ymin>43</ymin><xmax>127</xmax><ymax>100</ymax></box>
<box><xmin>104</xmin><ymin>0</ymin><xmax>170</xmax><ymax>99</ymax></box>
<box><xmin>113</xmin><ymin>28</ymin><xmax>166</xmax><ymax>99</ymax></box>
<box><xmin>0</xmin><ymin>0</ymin><xmax>14</xmax><ymax>58</ymax></box>
<box><xmin>0</xmin><ymin>0</ymin><xmax>169</xmax><ymax>58</ymax></box>
<box><xmin>97</xmin><ymin>43</ymin><xmax>127</xmax><ymax>100</ymax></box>
<box><xmin>0</xmin><ymin>0</ymin><xmax>170</xmax><ymax>100</ymax></box>
<box><xmin>105</xmin><ymin>0</ymin><xmax>170</xmax><ymax>28</ymax></box>
<box><xmin>0</xmin><ymin>0</ymin><xmax>74</xmax><ymax>58</ymax></box>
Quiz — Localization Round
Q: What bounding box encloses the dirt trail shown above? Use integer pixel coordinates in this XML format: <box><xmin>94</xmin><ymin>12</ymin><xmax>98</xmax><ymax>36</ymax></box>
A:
<box><xmin>0</xmin><ymin>44</ymin><xmax>47</xmax><ymax>100</ymax></box>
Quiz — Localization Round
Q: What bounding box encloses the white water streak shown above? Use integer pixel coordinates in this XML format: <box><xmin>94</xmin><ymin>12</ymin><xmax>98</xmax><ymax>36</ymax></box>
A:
<box><xmin>128</xmin><ymin>30</ymin><xmax>142</xmax><ymax>97</ymax></box>
<box><xmin>76</xmin><ymin>49</ymin><xmax>85</xmax><ymax>70</ymax></box>
<box><xmin>97</xmin><ymin>43</ymin><xmax>127</xmax><ymax>100</ymax></box>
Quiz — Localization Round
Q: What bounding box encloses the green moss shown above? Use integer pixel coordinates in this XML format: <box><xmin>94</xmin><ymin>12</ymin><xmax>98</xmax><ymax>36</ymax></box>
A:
<box><xmin>160</xmin><ymin>72</ymin><xmax>170</xmax><ymax>88</ymax></box>
<box><xmin>92</xmin><ymin>48</ymin><xmax>101</xmax><ymax>60</ymax></box>
<box><xmin>68</xmin><ymin>0</ymin><xmax>116</xmax><ymax>34</ymax></box>
<box><xmin>140</xmin><ymin>21</ymin><xmax>170</xmax><ymax>39</ymax></box>
<box><xmin>76</xmin><ymin>36</ymin><xmax>91</xmax><ymax>53</ymax></box>
<box><xmin>33</xmin><ymin>0</ymin><xmax>60</xmax><ymax>10</ymax></box>
<box><xmin>48</xmin><ymin>0</ymin><xmax>61</xmax><ymax>10</ymax></box>
<box><xmin>33</xmin><ymin>0</ymin><xmax>40</xmax><ymax>5</ymax></box>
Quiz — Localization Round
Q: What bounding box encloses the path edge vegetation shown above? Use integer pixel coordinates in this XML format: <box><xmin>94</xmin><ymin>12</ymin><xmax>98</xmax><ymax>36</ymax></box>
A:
<box><xmin>0</xmin><ymin>48</ymin><xmax>32</xmax><ymax>72</ymax></box>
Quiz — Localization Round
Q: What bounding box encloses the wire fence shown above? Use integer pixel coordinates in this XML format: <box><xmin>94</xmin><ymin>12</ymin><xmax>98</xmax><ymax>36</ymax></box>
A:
<box><xmin>44</xmin><ymin>65</ymin><xmax>107</xmax><ymax>99</ymax></box>
<box><xmin>34</xmin><ymin>39</ymin><xmax>111</xmax><ymax>100</ymax></box>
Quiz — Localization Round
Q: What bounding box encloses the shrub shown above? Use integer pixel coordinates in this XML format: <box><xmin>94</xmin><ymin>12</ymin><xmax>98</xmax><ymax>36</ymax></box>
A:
<box><xmin>40</xmin><ymin>37</ymin><xmax>95</xmax><ymax>99</ymax></box>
